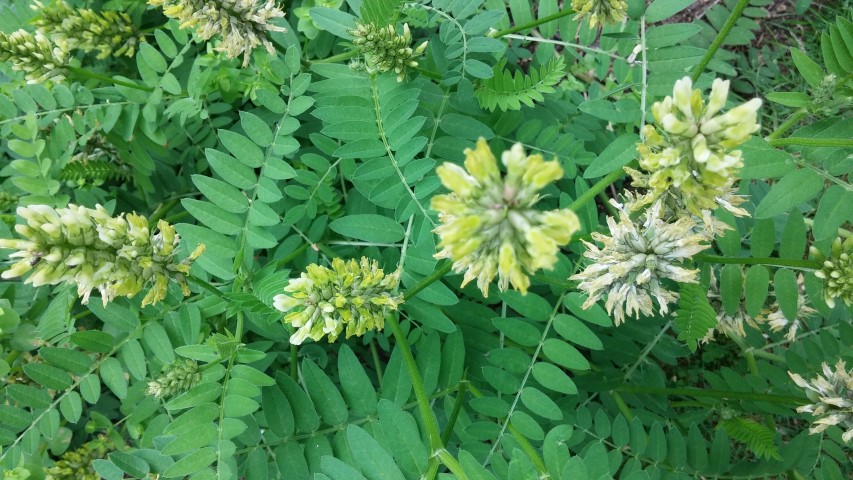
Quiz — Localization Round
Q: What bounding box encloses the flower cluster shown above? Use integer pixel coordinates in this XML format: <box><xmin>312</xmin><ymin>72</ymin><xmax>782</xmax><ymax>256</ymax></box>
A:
<box><xmin>431</xmin><ymin>139</ymin><xmax>580</xmax><ymax>297</ymax></box>
<box><xmin>45</xmin><ymin>436</ymin><xmax>111</xmax><ymax>480</ymax></box>
<box><xmin>32</xmin><ymin>0</ymin><xmax>142</xmax><ymax>59</ymax></box>
<box><xmin>148</xmin><ymin>0</ymin><xmax>286</xmax><ymax>66</ymax></box>
<box><xmin>351</xmin><ymin>22</ymin><xmax>427</xmax><ymax>82</ymax></box>
<box><xmin>0</xmin><ymin>29</ymin><xmax>67</xmax><ymax>84</ymax></box>
<box><xmin>789</xmin><ymin>360</ymin><xmax>853</xmax><ymax>443</ymax></box>
<box><xmin>0</xmin><ymin>204</ymin><xmax>204</xmax><ymax>306</ymax></box>
<box><xmin>571</xmin><ymin>0</ymin><xmax>628</xmax><ymax>28</ymax></box>
<box><xmin>630</xmin><ymin>76</ymin><xmax>762</xmax><ymax>214</ymax></box>
<box><xmin>147</xmin><ymin>359</ymin><xmax>203</xmax><ymax>399</ymax></box>
<box><xmin>274</xmin><ymin>257</ymin><xmax>403</xmax><ymax>345</ymax></box>
<box><xmin>811</xmin><ymin>236</ymin><xmax>853</xmax><ymax>309</ymax></box>
<box><xmin>762</xmin><ymin>281</ymin><xmax>816</xmax><ymax>342</ymax></box>
<box><xmin>571</xmin><ymin>200</ymin><xmax>710</xmax><ymax>325</ymax></box>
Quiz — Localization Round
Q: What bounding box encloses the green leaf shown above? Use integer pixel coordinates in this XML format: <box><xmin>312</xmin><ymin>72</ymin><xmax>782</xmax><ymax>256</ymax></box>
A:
<box><xmin>231</xmin><ymin>365</ymin><xmax>275</xmax><ymax>386</ymax></box>
<box><xmin>718</xmin><ymin>418</ymin><xmax>780</xmax><ymax>460</ymax></box>
<box><xmin>520</xmin><ymin>387</ymin><xmax>563</xmax><ymax>420</ymax></box>
<box><xmin>720</xmin><ymin>264</ymin><xmax>743</xmax><ymax>317</ymax></box>
<box><xmin>334</xmin><ymin>139</ymin><xmax>387</xmax><ymax>159</ymax></box>
<box><xmin>774</xmin><ymin>268</ymin><xmax>799</xmax><ymax>321</ymax></box>
<box><xmin>39</xmin><ymin>347</ymin><xmax>92</xmax><ymax>375</ymax></box>
<box><xmin>191</xmin><ymin>175</ymin><xmax>250</xmax><ymax>214</ymax></box>
<box><xmin>338</xmin><ymin>344</ymin><xmax>378</xmax><ymax>417</ymax></box>
<box><xmin>542</xmin><ymin>339</ymin><xmax>589</xmax><ymax>370</ymax></box>
<box><xmin>329</xmin><ymin>214</ymin><xmax>405</xmax><ymax>242</ymax></box>
<box><xmin>578</xmin><ymin>98</ymin><xmax>641</xmax><ymax>124</ymax></box>
<box><xmin>139</xmin><ymin>43</ymin><xmax>167</xmax><ymax>73</ymax></box>
<box><xmin>143</xmin><ymin>323</ymin><xmax>175</xmax><ymax>365</ymax></box>
<box><xmin>70</xmin><ymin>331</ymin><xmax>115</xmax><ymax>353</ymax></box>
<box><xmin>302</xmin><ymin>359</ymin><xmax>348</xmax><ymax>425</ymax></box>
<box><xmin>161</xmin><ymin>424</ymin><xmax>218</xmax><ymax>455</ymax></box>
<box><xmin>765</xmin><ymin>92</ymin><xmax>811</xmax><ymax>108</ymax></box>
<box><xmin>646</xmin><ymin>0</ymin><xmax>695</xmax><ymax>23</ymax></box>
<box><xmin>377</xmin><ymin>399</ymin><xmax>429</xmax><ymax>476</ymax></box>
<box><xmin>59</xmin><ymin>391</ymin><xmax>83</xmax><ymax>423</ymax></box>
<box><xmin>205</xmin><ymin>148</ymin><xmax>257</xmax><ymax>189</ymax></box>
<box><xmin>275</xmin><ymin>372</ymin><xmax>321</xmax><ymax>434</ymax></box>
<box><xmin>744</xmin><ymin>265</ymin><xmax>770</xmax><ymax>317</ymax></box>
<box><xmin>262</xmin><ymin>385</ymin><xmax>294</xmax><ymax>437</ymax></box>
<box><xmin>780</xmin><ymin>210</ymin><xmax>807</xmax><ymax>259</ymax></box>
<box><xmin>108</xmin><ymin>451</ymin><xmax>151</xmax><ymax>478</ymax></box>
<box><xmin>165</xmin><ymin>383</ymin><xmax>222</xmax><ymax>411</ymax></box>
<box><xmin>223</xmin><ymin>395</ymin><xmax>260</xmax><ymax>417</ymax></box>
<box><xmin>751</xmin><ymin>218</ymin><xmax>776</xmax><ymax>258</ymax></box>
<box><xmin>346</xmin><ymin>425</ymin><xmax>407</xmax><ymax>480</ymax></box>
<box><xmin>813</xmin><ymin>185</ymin><xmax>853</xmax><ymax>241</ymax></box>
<box><xmin>583</xmin><ymin>133</ymin><xmax>640</xmax><ymax>178</ymax></box>
<box><xmin>553</xmin><ymin>314</ymin><xmax>603</xmax><ymax>350</ymax></box>
<box><xmin>162</xmin><ymin>447</ymin><xmax>216</xmax><ymax>478</ymax></box>
<box><xmin>791</xmin><ymin>48</ymin><xmax>824</xmax><ymax>88</ymax></box>
<box><xmin>309</xmin><ymin>8</ymin><xmax>358</xmax><ymax>39</ymax></box>
<box><xmin>219</xmin><ymin>130</ymin><xmax>265</xmax><ymax>168</ymax></box>
<box><xmin>646</xmin><ymin>23</ymin><xmax>703</xmax><ymax>49</ymax></box>
<box><xmin>674</xmin><ymin>283</ymin><xmax>717</xmax><ymax>351</ymax></box>
<box><xmin>360</xmin><ymin>0</ymin><xmax>404</xmax><ymax>26</ymax></box>
<box><xmin>754</xmin><ymin>169</ymin><xmax>823</xmax><ymax>219</ymax></box>
<box><xmin>99</xmin><ymin>357</ymin><xmax>128</xmax><ymax>399</ymax></box>
<box><xmin>240</xmin><ymin>112</ymin><xmax>274</xmax><ymax>148</ymax></box>
<box><xmin>531</xmin><ymin>362</ymin><xmax>577</xmax><ymax>394</ymax></box>
<box><xmin>23</xmin><ymin>363</ymin><xmax>72</xmax><ymax>390</ymax></box>
<box><xmin>0</xmin><ymin>405</ymin><xmax>32</xmax><ymax>431</ymax></box>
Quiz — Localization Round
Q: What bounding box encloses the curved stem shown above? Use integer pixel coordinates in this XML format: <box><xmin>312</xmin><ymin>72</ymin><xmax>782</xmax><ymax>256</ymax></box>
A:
<box><xmin>403</xmin><ymin>261</ymin><xmax>453</xmax><ymax>301</ymax></box>
<box><xmin>768</xmin><ymin>137</ymin><xmax>853</xmax><ymax>148</ymax></box>
<box><xmin>695</xmin><ymin>254</ymin><xmax>821</xmax><ymax>270</ymax></box>
<box><xmin>690</xmin><ymin>0</ymin><xmax>750</xmax><ymax>82</ymax></box>
<box><xmin>489</xmin><ymin>8</ymin><xmax>576</xmax><ymax>38</ymax></box>
<box><xmin>67</xmin><ymin>66</ymin><xmax>153</xmax><ymax>92</ymax></box>
<box><xmin>568</xmin><ymin>167</ymin><xmax>626</xmax><ymax>212</ymax></box>
<box><xmin>310</xmin><ymin>49</ymin><xmax>359</xmax><ymax>64</ymax></box>
<box><xmin>435</xmin><ymin>449</ymin><xmax>468</xmax><ymax>480</ymax></box>
<box><xmin>617</xmin><ymin>385</ymin><xmax>807</xmax><ymax>405</ymax></box>
<box><xmin>767</xmin><ymin>110</ymin><xmax>808</xmax><ymax>139</ymax></box>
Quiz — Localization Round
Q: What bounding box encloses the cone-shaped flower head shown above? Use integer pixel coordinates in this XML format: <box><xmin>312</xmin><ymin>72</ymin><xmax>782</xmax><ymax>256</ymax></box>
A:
<box><xmin>274</xmin><ymin>257</ymin><xmax>403</xmax><ymax>345</ymax></box>
<box><xmin>811</xmin><ymin>236</ymin><xmax>853</xmax><ymax>309</ymax></box>
<box><xmin>789</xmin><ymin>359</ymin><xmax>853</xmax><ymax>443</ymax></box>
<box><xmin>0</xmin><ymin>204</ymin><xmax>204</xmax><ymax>306</ymax></box>
<box><xmin>633</xmin><ymin>76</ymin><xmax>762</xmax><ymax>214</ymax></box>
<box><xmin>147</xmin><ymin>359</ymin><xmax>202</xmax><ymax>399</ymax></box>
<box><xmin>0</xmin><ymin>29</ymin><xmax>67</xmax><ymax>84</ymax></box>
<box><xmin>432</xmin><ymin>139</ymin><xmax>580</xmax><ymax>297</ymax></box>
<box><xmin>351</xmin><ymin>22</ymin><xmax>427</xmax><ymax>82</ymax></box>
<box><xmin>148</xmin><ymin>0</ymin><xmax>285</xmax><ymax>66</ymax></box>
<box><xmin>571</xmin><ymin>0</ymin><xmax>628</xmax><ymax>28</ymax></box>
<box><xmin>32</xmin><ymin>0</ymin><xmax>142</xmax><ymax>59</ymax></box>
<box><xmin>570</xmin><ymin>200</ymin><xmax>710</xmax><ymax>325</ymax></box>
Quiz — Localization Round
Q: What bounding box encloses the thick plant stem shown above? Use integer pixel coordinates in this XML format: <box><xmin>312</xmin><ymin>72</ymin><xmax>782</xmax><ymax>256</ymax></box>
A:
<box><xmin>434</xmin><ymin>449</ymin><xmax>468</xmax><ymax>480</ymax></box>
<box><xmin>385</xmin><ymin>314</ymin><xmax>460</xmax><ymax>477</ymax></box>
<box><xmin>767</xmin><ymin>110</ymin><xmax>808</xmax><ymax>139</ymax></box>
<box><xmin>768</xmin><ymin>137</ymin><xmax>853</xmax><ymax>148</ymax></box>
<box><xmin>568</xmin><ymin>167</ymin><xmax>625</xmax><ymax>212</ymax></box>
<box><xmin>311</xmin><ymin>49</ymin><xmax>359</xmax><ymax>64</ymax></box>
<box><xmin>489</xmin><ymin>9</ymin><xmax>576</xmax><ymax>38</ymax></box>
<box><xmin>695</xmin><ymin>254</ymin><xmax>821</xmax><ymax>270</ymax></box>
<box><xmin>68</xmin><ymin>66</ymin><xmax>153</xmax><ymax>92</ymax></box>
<box><xmin>618</xmin><ymin>385</ymin><xmax>807</xmax><ymax>405</ymax></box>
<box><xmin>689</xmin><ymin>0</ymin><xmax>750</xmax><ymax>82</ymax></box>
<box><xmin>404</xmin><ymin>261</ymin><xmax>453</xmax><ymax>301</ymax></box>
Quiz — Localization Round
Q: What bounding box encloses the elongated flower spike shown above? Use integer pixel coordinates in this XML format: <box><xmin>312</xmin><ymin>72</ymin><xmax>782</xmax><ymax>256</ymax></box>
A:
<box><xmin>148</xmin><ymin>0</ymin><xmax>286</xmax><ymax>66</ymax></box>
<box><xmin>0</xmin><ymin>204</ymin><xmax>204</xmax><ymax>306</ymax></box>
<box><xmin>32</xmin><ymin>0</ymin><xmax>143</xmax><ymax>59</ymax></box>
<box><xmin>571</xmin><ymin>0</ymin><xmax>629</xmax><ymax>28</ymax></box>
<box><xmin>789</xmin><ymin>360</ymin><xmax>853</xmax><ymax>443</ymax></box>
<box><xmin>631</xmin><ymin>76</ymin><xmax>762</xmax><ymax>215</ymax></box>
<box><xmin>811</xmin><ymin>236</ymin><xmax>853</xmax><ymax>309</ymax></box>
<box><xmin>351</xmin><ymin>22</ymin><xmax>427</xmax><ymax>82</ymax></box>
<box><xmin>0</xmin><ymin>29</ymin><xmax>67</xmax><ymax>84</ymax></box>
<box><xmin>274</xmin><ymin>257</ymin><xmax>403</xmax><ymax>345</ymax></box>
<box><xmin>432</xmin><ymin>139</ymin><xmax>580</xmax><ymax>297</ymax></box>
<box><xmin>147</xmin><ymin>359</ymin><xmax>202</xmax><ymax>399</ymax></box>
<box><xmin>570</xmin><ymin>200</ymin><xmax>710</xmax><ymax>325</ymax></box>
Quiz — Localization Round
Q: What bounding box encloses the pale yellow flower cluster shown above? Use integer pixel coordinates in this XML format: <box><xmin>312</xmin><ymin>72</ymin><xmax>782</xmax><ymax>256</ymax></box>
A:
<box><xmin>147</xmin><ymin>359</ymin><xmax>202</xmax><ymax>399</ymax></box>
<box><xmin>789</xmin><ymin>360</ymin><xmax>853</xmax><ymax>443</ymax></box>
<box><xmin>32</xmin><ymin>0</ymin><xmax>142</xmax><ymax>59</ymax></box>
<box><xmin>148</xmin><ymin>0</ymin><xmax>285</xmax><ymax>66</ymax></box>
<box><xmin>0</xmin><ymin>29</ymin><xmax>67</xmax><ymax>84</ymax></box>
<box><xmin>351</xmin><ymin>22</ymin><xmax>427</xmax><ymax>82</ymax></box>
<box><xmin>0</xmin><ymin>204</ymin><xmax>204</xmax><ymax>306</ymax></box>
<box><xmin>811</xmin><ymin>236</ymin><xmax>853</xmax><ymax>309</ymax></box>
<box><xmin>431</xmin><ymin>139</ymin><xmax>580</xmax><ymax>297</ymax></box>
<box><xmin>631</xmin><ymin>76</ymin><xmax>761</xmax><ymax>215</ymax></box>
<box><xmin>571</xmin><ymin>201</ymin><xmax>710</xmax><ymax>325</ymax></box>
<box><xmin>274</xmin><ymin>257</ymin><xmax>403</xmax><ymax>345</ymax></box>
<box><xmin>571</xmin><ymin>0</ymin><xmax>628</xmax><ymax>28</ymax></box>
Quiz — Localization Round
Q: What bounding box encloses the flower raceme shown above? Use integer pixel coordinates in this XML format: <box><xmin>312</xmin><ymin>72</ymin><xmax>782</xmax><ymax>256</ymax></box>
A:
<box><xmin>571</xmin><ymin>0</ymin><xmax>629</xmax><ymax>28</ymax></box>
<box><xmin>0</xmin><ymin>29</ymin><xmax>68</xmax><ymax>84</ymax></box>
<box><xmin>431</xmin><ymin>139</ymin><xmax>580</xmax><ymax>297</ymax></box>
<box><xmin>811</xmin><ymin>236</ymin><xmax>853</xmax><ymax>309</ymax></box>
<box><xmin>789</xmin><ymin>360</ymin><xmax>853</xmax><ymax>443</ymax></box>
<box><xmin>351</xmin><ymin>22</ymin><xmax>427</xmax><ymax>82</ymax></box>
<box><xmin>147</xmin><ymin>359</ymin><xmax>203</xmax><ymax>399</ymax></box>
<box><xmin>571</xmin><ymin>200</ymin><xmax>710</xmax><ymax>326</ymax></box>
<box><xmin>32</xmin><ymin>0</ymin><xmax>142</xmax><ymax>59</ymax></box>
<box><xmin>148</xmin><ymin>0</ymin><xmax>285</xmax><ymax>66</ymax></box>
<box><xmin>632</xmin><ymin>76</ymin><xmax>762</xmax><ymax>214</ymax></box>
<box><xmin>0</xmin><ymin>204</ymin><xmax>204</xmax><ymax>306</ymax></box>
<box><xmin>274</xmin><ymin>257</ymin><xmax>403</xmax><ymax>345</ymax></box>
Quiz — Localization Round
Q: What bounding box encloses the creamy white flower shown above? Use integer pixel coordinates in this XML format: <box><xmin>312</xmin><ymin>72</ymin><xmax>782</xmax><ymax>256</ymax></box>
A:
<box><xmin>789</xmin><ymin>360</ymin><xmax>853</xmax><ymax>443</ymax></box>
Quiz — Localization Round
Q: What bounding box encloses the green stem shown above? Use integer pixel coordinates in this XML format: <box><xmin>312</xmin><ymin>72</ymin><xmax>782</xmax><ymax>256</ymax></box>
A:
<box><xmin>530</xmin><ymin>274</ymin><xmax>575</xmax><ymax>290</ymax></box>
<box><xmin>369</xmin><ymin>341</ymin><xmax>385</xmax><ymax>388</ymax></box>
<box><xmin>384</xmin><ymin>314</ymin><xmax>444</xmax><ymax>450</ymax></box>
<box><xmin>568</xmin><ymin>167</ymin><xmax>626</xmax><ymax>212</ymax></box>
<box><xmin>403</xmin><ymin>261</ymin><xmax>453</xmax><ymax>301</ymax></box>
<box><xmin>434</xmin><ymin>449</ymin><xmax>468</xmax><ymax>480</ymax></box>
<box><xmin>768</xmin><ymin>137</ymin><xmax>853</xmax><ymax>148</ymax></box>
<box><xmin>290</xmin><ymin>345</ymin><xmax>298</xmax><ymax>380</ymax></box>
<box><xmin>187</xmin><ymin>274</ymin><xmax>228</xmax><ymax>299</ymax></box>
<box><xmin>149</xmin><ymin>198</ymin><xmax>179</xmax><ymax>224</ymax></box>
<box><xmin>489</xmin><ymin>8</ymin><xmax>576</xmax><ymax>38</ymax></box>
<box><xmin>610</xmin><ymin>391</ymin><xmax>635</xmax><ymax>422</ymax></box>
<box><xmin>695</xmin><ymin>254</ymin><xmax>821</xmax><ymax>270</ymax></box>
<box><xmin>767</xmin><ymin>110</ymin><xmax>808</xmax><ymax>140</ymax></box>
<box><xmin>617</xmin><ymin>385</ymin><xmax>807</xmax><ymax>405</ymax></box>
<box><xmin>67</xmin><ymin>66</ymin><xmax>154</xmax><ymax>92</ymax></box>
<box><xmin>441</xmin><ymin>381</ymin><xmax>467</xmax><ymax>446</ymax></box>
<box><xmin>273</xmin><ymin>243</ymin><xmax>310</xmax><ymax>268</ymax></box>
<box><xmin>310</xmin><ymin>49</ymin><xmax>359</xmax><ymax>64</ymax></box>
<box><xmin>690</xmin><ymin>0</ymin><xmax>750</xmax><ymax>82</ymax></box>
